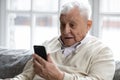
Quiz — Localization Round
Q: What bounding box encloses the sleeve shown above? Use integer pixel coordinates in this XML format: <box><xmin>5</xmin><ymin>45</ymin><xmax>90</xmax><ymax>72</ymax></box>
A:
<box><xmin>63</xmin><ymin>47</ymin><xmax>115</xmax><ymax>80</ymax></box>
<box><xmin>9</xmin><ymin>59</ymin><xmax>35</xmax><ymax>80</ymax></box>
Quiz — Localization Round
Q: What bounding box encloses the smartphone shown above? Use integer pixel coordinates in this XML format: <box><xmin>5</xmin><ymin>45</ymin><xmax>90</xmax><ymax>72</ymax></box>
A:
<box><xmin>33</xmin><ymin>45</ymin><xmax>47</xmax><ymax>60</ymax></box>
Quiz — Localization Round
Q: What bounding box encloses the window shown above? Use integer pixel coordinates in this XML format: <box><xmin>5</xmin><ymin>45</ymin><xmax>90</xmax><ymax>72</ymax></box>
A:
<box><xmin>5</xmin><ymin>0</ymin><xmax>88</xmax><ymax>49</ymax></box>
<box><xmin>6</xmin><ymin>0</ymin><xmax>59</xmax><ymax>49</ymax></box>
<box><xmin>100</xmin><ymin>0</ymin><xmax>120</xmax><ymax>60</ymax></box>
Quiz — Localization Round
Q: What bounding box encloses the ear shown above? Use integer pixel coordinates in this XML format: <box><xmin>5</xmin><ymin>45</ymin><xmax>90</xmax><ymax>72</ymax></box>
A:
<box><xmin>87</xmin><ymin>20</ymin><xmax>92</xmax><ymax>30</ymax></box>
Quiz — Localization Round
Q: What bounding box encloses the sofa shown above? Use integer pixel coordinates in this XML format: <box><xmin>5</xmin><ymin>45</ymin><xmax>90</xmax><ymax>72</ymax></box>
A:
<box><xmin>0</xmin><ymin>47</ymin><xmax>120</xmax><ymax>80</ymax></box>
<box><xmin>0</xmin><ymin>48</ymin><xmax>32</xmax><ymax>79</ymax></box>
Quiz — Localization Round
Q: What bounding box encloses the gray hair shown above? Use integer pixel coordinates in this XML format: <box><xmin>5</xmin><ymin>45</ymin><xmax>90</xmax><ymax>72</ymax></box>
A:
<box><xmin>60</xmin><ymin>1</ymin><xmax>92</xmax><ymax>20</ymax></box>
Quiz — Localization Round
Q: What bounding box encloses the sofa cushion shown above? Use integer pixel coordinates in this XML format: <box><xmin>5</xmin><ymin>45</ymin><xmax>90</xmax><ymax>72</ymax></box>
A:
<box><xmin>113</xmin><ymin>61</ymin><xmax>120</xmax><ymax>80</ymax></box>
<box><xmin>0</xmin><ymin>48</ymin><xmax>32</xmax><ymax>79</ymax></box>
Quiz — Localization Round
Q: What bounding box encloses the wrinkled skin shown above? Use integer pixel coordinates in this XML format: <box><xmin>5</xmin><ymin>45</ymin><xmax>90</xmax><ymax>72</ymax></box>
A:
<box><xmin>60</xmin><ymin>7</ymin><xmax>92</xmax><ymax>47</ymax></box>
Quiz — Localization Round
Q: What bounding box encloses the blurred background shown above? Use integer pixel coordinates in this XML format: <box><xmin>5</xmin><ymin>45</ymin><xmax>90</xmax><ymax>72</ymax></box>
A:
<box><xmin>0</xmin><ymin>0</ymin><xmax>120</xmax><ymax>60</ymax></box>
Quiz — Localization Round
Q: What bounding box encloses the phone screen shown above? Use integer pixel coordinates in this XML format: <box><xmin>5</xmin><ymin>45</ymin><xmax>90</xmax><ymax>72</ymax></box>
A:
<box><xmin>34</xmin><ymin>45</ymin><xmax>47</xmax><ymax>60</ymax></box>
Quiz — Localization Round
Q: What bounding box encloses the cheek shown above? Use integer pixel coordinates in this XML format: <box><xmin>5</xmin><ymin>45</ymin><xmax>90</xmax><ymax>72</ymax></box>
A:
<box><xmin>76</xmin><ymin>33</ymin><xmax>83</xmax><ymax>41</ymax></box>
<box><xmin>73</xmin><ymin>30</ymin><xmax>86</xmax><ymax>41</ymax></box>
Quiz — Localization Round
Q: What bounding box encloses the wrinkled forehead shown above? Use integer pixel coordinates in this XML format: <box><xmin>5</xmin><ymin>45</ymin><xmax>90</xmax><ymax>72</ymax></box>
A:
<box><xmin>60</xmin><ymin>7</ymin><xmax>87</xmax><ymax>22</ymax></box>
<box><xmin>60</xmin><ymin>8</ymin><xmax>80</xmax><ymax>19</ymax></box>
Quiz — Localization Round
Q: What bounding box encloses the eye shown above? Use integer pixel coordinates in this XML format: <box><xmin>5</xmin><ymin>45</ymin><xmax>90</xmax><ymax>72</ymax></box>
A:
<box><xmin>60</xmin><ymin>22</ymin><xmax>65</xmax><ymax>29</ymax></box>
<box><xmin>61</xmin><ymin>23</ymin><xmax>65</xmax><ymax>27</ymax></box>
<box><xmin>69</xmin><ymin>23</ymin><xmax>74</xmax><ymax>28</ymax></box>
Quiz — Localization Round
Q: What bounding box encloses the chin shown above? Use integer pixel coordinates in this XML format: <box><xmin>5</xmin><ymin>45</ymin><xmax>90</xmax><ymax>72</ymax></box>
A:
<box><xmin>64</xmin><ymin>43</ymin><xmax>75</xmax><ymax>47</ymax></box>
<box><xmin>63</xmin><ymin>39</ymin><xmax>76</xmax><ymax>46</ymax></box>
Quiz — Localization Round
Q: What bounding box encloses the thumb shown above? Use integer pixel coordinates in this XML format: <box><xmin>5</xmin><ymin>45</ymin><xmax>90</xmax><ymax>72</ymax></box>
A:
<box><xmin>47</xmin><ymin>54</ymin><xmax>54</xmax><ymax>63</ymax></box>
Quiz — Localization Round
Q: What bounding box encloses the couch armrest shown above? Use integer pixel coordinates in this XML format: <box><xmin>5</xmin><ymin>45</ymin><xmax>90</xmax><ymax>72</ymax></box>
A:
<box><xmin>0</xmin><ymin>48</ymin><xmax>32</xmax><ymax>79</ymax></box>
<box><xmin>113</xmin><ymin>61</ymin><xmax>120</xmax><ymax>80</ymax></box>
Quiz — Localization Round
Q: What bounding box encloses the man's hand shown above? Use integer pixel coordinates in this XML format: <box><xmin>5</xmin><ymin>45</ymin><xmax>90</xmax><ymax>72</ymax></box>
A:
<box><xmin>33</xmin><ymin>53</ymin><xmax>64</xmax><ymax>80</ymax></box>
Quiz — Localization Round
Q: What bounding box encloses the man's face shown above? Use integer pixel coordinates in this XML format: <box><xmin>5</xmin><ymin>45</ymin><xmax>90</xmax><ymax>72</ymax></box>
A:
<box><xmin>60</xmin><ymin>8</ymin><xmax>92</xmax><ymax>47</ymax></box>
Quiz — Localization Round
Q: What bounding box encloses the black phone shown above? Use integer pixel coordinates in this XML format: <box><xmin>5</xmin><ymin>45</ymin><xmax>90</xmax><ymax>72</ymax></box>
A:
<box><xmin>33</xmin><ymin>45</ymin><xmax>47</xmax><ymax>60</ymax></box>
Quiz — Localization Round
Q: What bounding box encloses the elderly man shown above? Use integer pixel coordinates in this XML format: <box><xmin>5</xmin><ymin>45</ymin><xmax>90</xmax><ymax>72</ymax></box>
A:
<box><xmin>7</xmin><ymin>0</ymin><xmax>115</xmax><ymax>80</ymax></box>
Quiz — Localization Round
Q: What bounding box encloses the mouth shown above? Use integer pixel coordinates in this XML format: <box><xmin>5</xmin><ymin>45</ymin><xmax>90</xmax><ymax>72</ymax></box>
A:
<box><xmin>64</xmin><ymin>37</ymin><xmax>74</xmax><ymax>39</ymax></box>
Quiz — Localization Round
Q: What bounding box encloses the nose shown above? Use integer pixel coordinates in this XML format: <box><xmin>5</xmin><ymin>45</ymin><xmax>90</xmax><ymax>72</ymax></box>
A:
<box><xmin>64</xmin><ymin>24</ymin><xmax>70</xmax><ymax>34</ymax></box>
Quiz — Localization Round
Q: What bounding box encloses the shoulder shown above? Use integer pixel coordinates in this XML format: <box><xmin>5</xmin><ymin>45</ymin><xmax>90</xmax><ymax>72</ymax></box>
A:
<box><xmin>79</xmin><ymin>35</ymin><xmax>113</xmax><ymax>56</ymax></box>
<box><xmin>87</xmin><ymin>35</ymin><xmax>110</xmax><ymax>50</ymax></box>
<box><xmin>42</xmin><ymin>36</ymin><xmax>59</xmax><ymax>46</ymax></box>
<box><xmin>86</xmin><ymin>36</ymin><xmax>113</xmax><ymax>58</ymax></box>
<box><xmin>42</xmin><ymin>36</ymin><xmax>61</xmax><ymax>53</ymax></box>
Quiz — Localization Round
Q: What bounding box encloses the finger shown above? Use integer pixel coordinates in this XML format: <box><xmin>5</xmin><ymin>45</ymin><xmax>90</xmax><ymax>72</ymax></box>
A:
<box><xmin>33</xmin><ymin>54</ymin><xmax>46</xmax><ymax>65</ymax></box>
<box><xmin>33</xmin><ymin>59</ymin><xmax>44</xmax><ymax>74</ymax></box>
<box><xmin>47</xmin><ymin>54</ymin><xmax>54</xmax><ymax>63</ymax></box>
<box><xmin>33</xmin><ymin>59</ymin><xmax>42</xmax><ymax>69</ymax></box>
<box><xmin>33</xmin><ymin>59</ymin><xmax>46</xmax><ymax>77</ymax></box>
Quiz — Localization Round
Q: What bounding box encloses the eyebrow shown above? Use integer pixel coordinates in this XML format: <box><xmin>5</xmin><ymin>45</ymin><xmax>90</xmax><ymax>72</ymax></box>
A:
<box><xmin>69</xmin><ymin>20</ymin><xmax>77</xmax><ymax>25</ymax></box>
